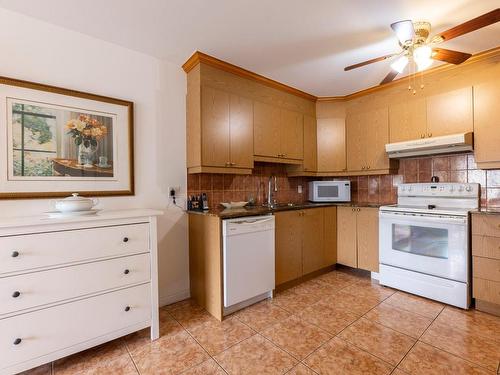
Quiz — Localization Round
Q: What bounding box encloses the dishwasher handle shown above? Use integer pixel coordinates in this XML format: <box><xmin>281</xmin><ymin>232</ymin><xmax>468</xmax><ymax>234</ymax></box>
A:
<box><xmin>234</xmin><ymin>217</ymin><xmax>274</xmax><ymax>225</ymax></box>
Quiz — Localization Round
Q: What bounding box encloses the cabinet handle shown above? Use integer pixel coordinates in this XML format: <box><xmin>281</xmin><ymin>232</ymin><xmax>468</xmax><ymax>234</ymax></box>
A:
<box><xmin>230</xmin><ymin>162</ymin><xmax>236</xmax><ymax>166</ymax></box>
<box><xmin>352</xmin><ymin>208</ymin><xmax>355</xmax><ymax>212</ymax></box>
<box><xmin>427</xmin><ymin>133</ymin><xmax>432</xmax><ymax>137</ymax></box>
<box><xmin>123</xmin><ymin>237</ymin><xmax>129</xmax><ymax>243</ymax></box>
<box><xmin>421</xmin><ymin>134</ymin><xmax>425</xmax><ymax>138</ymax></box>
<box><xmin>367</xmin><ymin>166</ymin><xmax>371</xmax><ymax>169</ymax></box>
<box><xmin>11</xmin><ymin>251</ymin><xmax>19</xmax><ymax>258</ymax></box>
<box><xmin>361</xmin><ymin>166</ymin><xmax>365</xmax><ymax>170</ymax></box>
<box><xmin>357</xmin><ymin>208</ymin><xmax>361</xmax><ymax>212</ymax></box>
<box><xmin>12</xmin><ymin>291</ymin><xmax>21</xmax><ymax>298</ymax></box>
<box><xmin>125</xmin><ymin>306</ymin><xmax>131</xmax><ymax>312</ymax></box>
<box><xmin>13</xmin><ymin>338</ymin><xmax>22</xmax><ymax>346</ymax></box>
<box><xmin>124</xmin><ymin>269</ymin><xmax>130</xmax><ymax>275</ymax></box>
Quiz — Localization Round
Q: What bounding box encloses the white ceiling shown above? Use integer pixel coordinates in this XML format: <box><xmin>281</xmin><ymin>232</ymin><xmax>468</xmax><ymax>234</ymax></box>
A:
<box><xmin>0</xmin><ymin>0</ymin><xmax>499</xmax><ymax>96</ymax></box>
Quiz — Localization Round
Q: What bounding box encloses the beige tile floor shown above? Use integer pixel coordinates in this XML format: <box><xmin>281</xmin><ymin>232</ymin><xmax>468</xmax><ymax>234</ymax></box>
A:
<box><xmin>22</xmin><ymin>269</ymin><xmax>500</xmax><ymax>375</ymax></box>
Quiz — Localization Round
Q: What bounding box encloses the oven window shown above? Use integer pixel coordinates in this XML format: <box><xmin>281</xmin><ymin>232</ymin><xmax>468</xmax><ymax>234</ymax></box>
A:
<box><xmin>318</xmin><ymin>185</ymin><xmax>338</xmax><ymax>198</ymax></box>
<box><xmin>392</xmin><ymin>224</ymin><xmax>448</xmax><ymax>259</ymax></box>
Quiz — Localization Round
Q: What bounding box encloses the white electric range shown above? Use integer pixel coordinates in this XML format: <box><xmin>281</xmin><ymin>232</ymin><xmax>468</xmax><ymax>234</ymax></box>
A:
<box><xmin>379</xmin><ymin>182</ymin><xmax>480</xmax><ymax>309</ymax></box>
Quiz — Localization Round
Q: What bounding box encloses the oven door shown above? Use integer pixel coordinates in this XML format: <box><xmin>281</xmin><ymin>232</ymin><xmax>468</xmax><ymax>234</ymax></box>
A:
<box><xmin>379</xmin><ymin>210</ymin><xmax>468</xmax><ymax>282</ymax></box>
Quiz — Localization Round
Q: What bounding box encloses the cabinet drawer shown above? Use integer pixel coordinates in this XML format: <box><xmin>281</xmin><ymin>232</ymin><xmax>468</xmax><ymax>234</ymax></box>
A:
<box><xmin>0</xmin><ymin>254</ymin><xmax>150</xmax><ymax>316</ymax></box>
<box><xmin>0</xmin><ymin>283</ymin><xmax>151</xmax><ymax>371</ymax></box>
<box><xmin>472</xmin><ymin>215</ymin><xmax>500</xmax><ymax>237</ymax></box>
<box><xmin>0</xmin><ymin>223</ymin><xmax>149</xmax><ymax>276</ymax></box>
<box><xmin>473</xmin><ymin>277</ymin><xmax>500</xmax><ymax>304</ymax></box>
<box><xmin>473</xmin><ymin>257</ymin><xmax>500</xmax><ymax>282</ymax></box>
<box><xmin>472</xmin><ymin>235</ymin><xmax>500</xmax><ymax>260</ymax></box>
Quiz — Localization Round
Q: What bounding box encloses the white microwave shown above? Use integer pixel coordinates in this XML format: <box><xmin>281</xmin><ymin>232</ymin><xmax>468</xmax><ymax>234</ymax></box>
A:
<box><xmin>308</xmin><ymin>180</ymin><xmax>351</xmax><ymax>202</ymax></box>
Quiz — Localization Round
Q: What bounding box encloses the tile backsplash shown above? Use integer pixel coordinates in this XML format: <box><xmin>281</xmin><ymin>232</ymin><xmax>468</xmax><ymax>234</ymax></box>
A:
<box><xmin>187</xmin><ymin>153</ymin><xmax>500</xmax><ymax>209</ymax></box>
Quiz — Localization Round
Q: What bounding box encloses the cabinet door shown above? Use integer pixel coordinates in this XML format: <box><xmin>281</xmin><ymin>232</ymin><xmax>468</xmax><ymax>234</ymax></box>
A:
<box><xmin>303</xmin><ymin>115</ymin><xmax>317</xmax><ymax>172</ymax></box>
<box><xmin>280</xmin><ymin>109</ymin><xmax>304</xmax><ymax>160</ymax></box>
<box><xmin>357</xmin><ymin>208</ymin><xmax>379</xmax><ymax>272</ymax></box>
<box><xmin>336</xmin><ymin>206</ymin><xmax>357</xmax><ymax>267</ymax></box>
<box><xmin>254</xmin><ymin>101</ymin><xmax>281</xmax><ymax>157</ymax></box>
<box><xmin>427</xmin><ymin>87</ymin><xmax>473</xmax><ymax>137</ymax></box>
<box><xmin>302</xmin><ymin>208</ymin><xmax>325</xmax><ymax>275</ymax></box>
<box><xmin>346</xmin><ymin>112</ymin><xmax>366</xmax><ymax>172</ymax></box>
<box><xmin>474</xmin><ymin>80</ymin><xmax>500</xmax><ymax>168</ymax></box>
<box><xmin>323</xmin><ymin>206</ymin><xmax>337</xmax><ymax>267</ymax></box>
<box><xmin>317</xmin><ymin>118</ymin><xmax>346</xmax><ymax>172</ymax></box>
<box><xmin>275</xmin><ymin>210</ymin><xmax>303</xmax><ymax>285</ymax></box>
<box><xmin>366</xmin><ymin>107</ymin><xmax>390</xmax><ymax>171</ymax></box>
<box><xmin>389</xmin><ymin>98</ymin><xmax>426</xmax><ymax>143</ymax></box>
<box><xmin>229</xmin><ymin>94</ymin><xmax>254</xmax><ymax>168</ymax></box>
<box><xmin>201</xmin><ymin>86</ymin><xmax>230</xmax><ymax>167</ymax></box>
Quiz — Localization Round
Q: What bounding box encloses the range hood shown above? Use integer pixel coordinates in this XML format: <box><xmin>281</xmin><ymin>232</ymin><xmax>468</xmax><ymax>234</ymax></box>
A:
<box><xmin>386</xmin><ymin>132</ymin><xmax>473</xmax><ymax>158</ymax></box>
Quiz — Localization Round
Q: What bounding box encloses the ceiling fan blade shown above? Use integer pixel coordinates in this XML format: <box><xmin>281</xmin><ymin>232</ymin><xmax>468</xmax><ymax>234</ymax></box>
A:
<box><xmin>434</xmin><ymin>8</ymin><xmax>500</xmax><ymax>42</ymax></box>
<box><xmin>344</xmin><ymin>53</ymin><xmax>398</xmax><ymax>71</ymax></box>
<box><xmin>391</xmin><ymin>20</ymin><xmax>415</xmax><ymax>44</ymax></box>
<box><xmin>432</xmin><ymin>48</ymin><xmax>472</xmax><ymax>64</ymax></box>
<box><xmin>380</xmin><ymin>70</ymin><xmax>398</xmax><ymax>85</ymax></box>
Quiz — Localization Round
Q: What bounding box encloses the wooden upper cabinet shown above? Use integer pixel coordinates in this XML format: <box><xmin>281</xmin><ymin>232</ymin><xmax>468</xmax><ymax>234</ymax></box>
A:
<box><xmin>365</xmin><ymin>107</ymin><xmax>389</xmax><ymax>171</ymax></box>
<box><xmin>389</xmin><ymin>98</ymin><xmax>426</xmax><ymax>143</ymax></box>
<box><xmin>346</xmin><ymin>112</ymin><xmax>366</xmax><ymax>172</ymax></box>
<box><xmin>302</xmin><ymin>208</ymin><xmax>325</xmax><ymax>275</ymax></box>
<box><xmin>473</xmin><ymin>80</ymin><xmax>500</xmax><ymax>169</ymax></box>
<box><xmin>254</xmin><ymin>101</ymin><xmax>281</xmax><ymax>158</ymax></box>
<box><xmin>336</xmin><ymin>206</ymin><xmax>357</xmax><ymax>267</ymax></box>
<box><xmin>229</xmin><ymin>94</ymin><xmax>253</xmax><ymax>168</ymax></box>
<box><xmin>254</xmin><ymin>102</ymin><xmax>304</xmax><ymax>161</ymax></box>
<box><xmin>280</xmin><ymin>109</ymin><xmax>304</xmax><ymax>160</ymax></box>
<box><xmin>275</xmin><ymin>210</ymin><xmax>303</xmax><ymax>285</ymax></box>
<box><xmin>356</xmin><ymin>208</ymin><xmax>379</xmax><ymax>273</ymax></box>
<box><xmin>426</xmin><ymin>87</ymin><xmax>473</xmax><ymax>137</ymax></box>
<box><xmin>201</xmin><ymin>86</ymin><xmax>230</xmax><ymax>167</ymax></box>
<box><xmin>317</xmin><ymin>118</ymin><xmax>346</xmax><ymax>172</ymax></box>
<box><xmin>303</xmin><ymin>115</ymin><xmax>317</xmax><ymax>172</ymax></box>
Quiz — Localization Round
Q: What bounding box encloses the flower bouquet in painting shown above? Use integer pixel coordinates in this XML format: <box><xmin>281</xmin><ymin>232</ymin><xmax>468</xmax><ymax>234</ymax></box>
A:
<box><xmin>66</xmin><ymin>115</ymin><xmax>108</xmax><ymax>167</ymax></box>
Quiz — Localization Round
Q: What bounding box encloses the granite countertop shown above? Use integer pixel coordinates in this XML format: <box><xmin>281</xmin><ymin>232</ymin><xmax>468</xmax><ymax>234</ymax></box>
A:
<box><xmin>188</xmin><ymin>202</ymin><xmax>384</xmax><ymax>219</ymax></box>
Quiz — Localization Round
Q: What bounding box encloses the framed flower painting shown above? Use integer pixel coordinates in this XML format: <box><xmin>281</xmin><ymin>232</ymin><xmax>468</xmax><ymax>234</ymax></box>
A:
<box><xmin>0</xmin><ymin>76</ymin><xmax>134</xmax><ymax>198</ymax></box>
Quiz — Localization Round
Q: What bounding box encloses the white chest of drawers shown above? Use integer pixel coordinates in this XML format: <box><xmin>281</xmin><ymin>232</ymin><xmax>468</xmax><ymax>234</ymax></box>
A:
<box><xmin>0</xmin><ymin>209</ymin><xmax>161</xmax><ymax>375</ymax></box>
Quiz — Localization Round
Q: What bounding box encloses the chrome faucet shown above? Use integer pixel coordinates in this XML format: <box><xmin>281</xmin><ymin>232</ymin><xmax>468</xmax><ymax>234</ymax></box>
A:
<box><xmin>267</xmin><ymin>175</ymin><xmax>278</xmax><ymax>208</ymax></box>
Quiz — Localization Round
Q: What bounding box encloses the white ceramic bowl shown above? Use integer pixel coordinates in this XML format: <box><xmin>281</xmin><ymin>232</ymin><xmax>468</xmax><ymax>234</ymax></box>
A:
<box><xmin>54</xmin><ymin>193</ymin><xmax>99</xmax><ymax>213</ymax></box>
<box><xmin>220</xmin><ymin>201</ymin><xmax>248</xmax><ymax>209</ymax></box>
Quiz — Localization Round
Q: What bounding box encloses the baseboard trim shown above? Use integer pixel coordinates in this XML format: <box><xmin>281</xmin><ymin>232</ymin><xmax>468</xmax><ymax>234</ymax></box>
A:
<box><xmin>159</xmin><ymin>289</ymin><xmax>190</xmax><ymax>307</ymax></box>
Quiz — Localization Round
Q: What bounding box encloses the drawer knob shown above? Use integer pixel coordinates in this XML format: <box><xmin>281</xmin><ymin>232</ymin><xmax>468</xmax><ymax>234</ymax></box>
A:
<box><xmin>123</xmin><ymin>237</ymin><xmax>129</xmax><ymax>243</ymax></box>
<box><xmin>124</xmin><ymin>269</ymin><xmax>130</xmax><ymax>275</ymax></box>
<box><xmin>11</xmin><ymin>251</ymin><xmax>19</xmax><ymax>258</ymax></box>
<box><xmin>125</xmin><ymin>306</ymin><xmax>131</xmax><ymax>312</ymax></box>
<box><xmin>13</xmin><ymin>338</ymin><xmax>22</xmax><ymax>345</ymax></box>
<box><xmin>12</xmin><ymin>291</ymin><xmax>21</xmax><ymax>298</ymax></box>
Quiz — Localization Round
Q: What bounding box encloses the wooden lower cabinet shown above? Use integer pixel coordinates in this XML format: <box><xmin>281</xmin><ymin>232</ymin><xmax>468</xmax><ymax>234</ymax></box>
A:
<box><xmin>275</xmin><ymin>210</ymin><xmax>303</xmax><ymax>285</ymax></box>
<box><xmin>302</xmin><ymin>208</ymin><xmax>325</xmax><ymax>275</ymax></box>
<box><xmin>472</xmin><ymin>213</ymin><xmax>500</xmax><ymax>316</ymax></box>
<box><xmin>357</xmin><ymin>208</ymin><xmax>379</xmax><ymax>272</ymax></box>
<box><xmin>336</xmin><ymin>206</ymin><xmax>379</xmax><ymax>272</ymax></box>
<box><xmin>275</xmin><ymin>207</ymin><xmax>337</xmax><ymax>286</ymax></box>
<box><xmin>337</xmin><ymin>207</ymin><xmax>358</xmax><ymax>267</ymax></box>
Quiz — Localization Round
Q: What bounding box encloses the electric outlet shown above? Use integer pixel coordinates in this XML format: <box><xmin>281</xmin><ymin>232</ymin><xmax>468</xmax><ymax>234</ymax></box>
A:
<box><xmin>298</xmin><ymin>185</ymin><xmax>303</xmax><ymax>194</ymax></box>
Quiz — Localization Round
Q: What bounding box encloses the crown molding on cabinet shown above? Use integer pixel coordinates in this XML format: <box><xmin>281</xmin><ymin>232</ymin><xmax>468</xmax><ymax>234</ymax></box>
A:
<box><xmin>182</xmin><ymin>51</ymin><xmax>317</xmax><ymax>101</ymax></box>
<box><xmin>182</xmin><ymin>47</ymin><xmax>500</xmax><ymax>103</ymax></box>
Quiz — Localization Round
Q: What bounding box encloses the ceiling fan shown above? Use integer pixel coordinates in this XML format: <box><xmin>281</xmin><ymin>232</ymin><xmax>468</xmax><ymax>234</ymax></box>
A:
<box><xmin>344</xmin><ymin>8</ymin><xmax>500</xmax><ymax>85</ymax></box>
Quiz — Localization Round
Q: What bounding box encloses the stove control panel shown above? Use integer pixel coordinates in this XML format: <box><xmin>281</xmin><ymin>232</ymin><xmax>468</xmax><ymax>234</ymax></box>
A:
<box><xmin>398</xmin><ymin>183</ymin><xmax>479</xmax><ymax>197</ymax></box>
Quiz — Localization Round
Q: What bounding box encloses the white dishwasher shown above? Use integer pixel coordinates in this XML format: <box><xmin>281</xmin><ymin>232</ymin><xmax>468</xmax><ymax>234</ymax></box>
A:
<box><xmin>223</xmin><ymin>215</ymin><xmax>275</xmax><ymax>314</ymax></box>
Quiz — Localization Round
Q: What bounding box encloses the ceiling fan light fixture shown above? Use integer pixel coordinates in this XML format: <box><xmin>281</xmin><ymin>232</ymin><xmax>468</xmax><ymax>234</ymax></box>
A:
<box><xmin>390</xmin><ymin>55</ymin><xmax>408</xmax><ymax>73</ymax></box>
<box><xmin>413</xmin><ymin>45</ymin><xmax>432</xmax><ymax>71</ymax></box>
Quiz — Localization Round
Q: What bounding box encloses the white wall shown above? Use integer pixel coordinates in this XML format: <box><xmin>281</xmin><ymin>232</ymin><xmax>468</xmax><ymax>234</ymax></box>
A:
<box><xmin>0</xmin><ymin>8</ymin><xmax>189</xmax><ymax>305</ymax></box>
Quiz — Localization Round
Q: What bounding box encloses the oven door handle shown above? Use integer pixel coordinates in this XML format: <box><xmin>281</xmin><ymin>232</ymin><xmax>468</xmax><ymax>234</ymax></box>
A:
<box><xmin>379</xmin><ymin>211</ymin><xmax>467</xmax><ymax>225</ymax></box>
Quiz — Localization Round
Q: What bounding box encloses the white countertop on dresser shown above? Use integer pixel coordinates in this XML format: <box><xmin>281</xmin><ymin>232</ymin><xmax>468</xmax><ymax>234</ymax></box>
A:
<box><xmin>0</xmin><ymin>209</ymin><xmax>163</xmax><ymax>234</ymax></box>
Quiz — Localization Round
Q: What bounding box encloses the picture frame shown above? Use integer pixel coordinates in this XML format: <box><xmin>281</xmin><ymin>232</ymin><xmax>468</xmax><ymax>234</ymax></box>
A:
<box><xmin>0</xmin><ymin>76</ymin><xmax>134</xmax><ymax>199</ymax></box>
